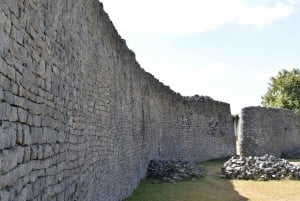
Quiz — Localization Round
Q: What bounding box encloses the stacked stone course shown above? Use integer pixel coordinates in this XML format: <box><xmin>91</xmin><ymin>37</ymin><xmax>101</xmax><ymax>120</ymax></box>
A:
<box><xmin>0</xmin><ymin>0</ymin><xmax>235</xmax><ymax>200</ymax></box>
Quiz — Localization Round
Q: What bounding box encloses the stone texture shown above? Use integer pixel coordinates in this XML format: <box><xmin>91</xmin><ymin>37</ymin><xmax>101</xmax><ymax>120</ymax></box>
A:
<box><xmin>237</xmin><ymin>107</ymin><xmax>300</xmax><ymax>157</ymax></box>
<box><xmin>221</xmin><ymin>154</ymin><xmax>300</xmax><ymax>180</ymax></box>
<box><xmin>282</xmin><ymin>147</ymin><xmax>300</xmax><ymax>159</ymax></box>
<box><xmin>0</xmin><ymin>1</ymin><xmax>236</xmax><ymax>201</ymax></box>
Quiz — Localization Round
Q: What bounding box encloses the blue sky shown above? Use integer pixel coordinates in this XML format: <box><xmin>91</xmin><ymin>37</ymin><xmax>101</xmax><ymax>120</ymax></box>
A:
<box><xmin>100</xmin><ymin>0</ymin><xmax>300</xmax><ymax>114</ymax></box>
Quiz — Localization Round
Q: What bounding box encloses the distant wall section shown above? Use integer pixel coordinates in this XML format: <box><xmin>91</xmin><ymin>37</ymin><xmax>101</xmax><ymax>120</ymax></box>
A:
<box><xmin>238</xmin><ymin>107</ymin><xmax>300</xmax><ymax>157</ymax></box>
<box><xmin>158</xmin><ymin>99</ymin><xmax>235</xmax><ymax>161</ymax></box>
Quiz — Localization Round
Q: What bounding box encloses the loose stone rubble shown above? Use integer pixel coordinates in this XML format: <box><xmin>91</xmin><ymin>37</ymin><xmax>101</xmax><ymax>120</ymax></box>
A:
<box><xmin>221</xmin><ymin>154</ymin><xmax>300</xmax><ymax>180</ymax></box>
<box><xmin>147</xmin><ymin>160</ymin><xmax>205</xmax><ymax>182</ymax></box>
<box><xmin>183</xmin><ymin>95</ymin><xmax>213</xmax><ymax>102</ymax></box>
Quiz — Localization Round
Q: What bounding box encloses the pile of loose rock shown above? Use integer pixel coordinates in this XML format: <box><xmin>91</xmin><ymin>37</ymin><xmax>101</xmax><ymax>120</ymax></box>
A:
<box><xmin>184</xmin><ymin>95</ymin><xmax>213</xmax><ymax>102</ymax></box>
<box><xmin>221</xmin><ymin>154</ymin><xmax>300</xmax><ymax>180</ymax></box>
<box><xmin>147</xmin><ymin>160</ymin><xmax>205</xmax><ymax>182</ymax></box>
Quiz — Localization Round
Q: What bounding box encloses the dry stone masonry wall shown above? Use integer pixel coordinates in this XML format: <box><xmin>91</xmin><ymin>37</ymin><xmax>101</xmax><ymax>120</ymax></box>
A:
<box><xmin>238</xmin><ymin>107</ymin><xmax>300</xmax><ymax>157</ymax></box>
<box><xmin>0</xmin><ymin>0</ymin><xmax>235</xmax><ymax>201</ymax></box>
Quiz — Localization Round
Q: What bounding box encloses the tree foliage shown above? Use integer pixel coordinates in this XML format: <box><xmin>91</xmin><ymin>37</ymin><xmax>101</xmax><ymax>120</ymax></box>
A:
<box><xmin>261</xmin><ymin>68</ymin><xmax>300</xmax><ymax>115</ymax></box>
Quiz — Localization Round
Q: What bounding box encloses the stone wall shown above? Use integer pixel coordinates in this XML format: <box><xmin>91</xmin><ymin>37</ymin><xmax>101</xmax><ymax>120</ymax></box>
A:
<box><xmin>158</xmin><ymin>97</ymin><xmax>235</xmax><ymax>161</ymax></box>
<box><xmin>0</xmin><ymin>0</ymin><xmax>235</xmax><ymax>200</ymax></box>
<box><xmin>238</xmin><ymin>107</ymin><xmax>300</xmax><ymax>157</ymax></box>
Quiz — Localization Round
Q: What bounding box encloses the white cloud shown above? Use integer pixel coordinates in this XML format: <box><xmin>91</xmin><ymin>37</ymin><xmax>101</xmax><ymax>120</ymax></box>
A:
<box><xmin>101</xmin><ymin>0</ymin><xmax>295</xmax><ymax>36</ymax></box>
<box><xmin>288</xmin><ymin>0</ymin><xmax>300</xmax><ymax>4</ymax></box>
<box><xmin>238</xmin><ymin>2</ymin><xmax>294</xmax><ymax>27</ymax></box>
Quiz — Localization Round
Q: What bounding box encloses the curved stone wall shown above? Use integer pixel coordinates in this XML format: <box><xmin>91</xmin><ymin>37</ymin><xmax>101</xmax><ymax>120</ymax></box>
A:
<box><xmin>0</xmin><ymin>1</ymin><xmax>235</xmax><ymax>200</ymax></box>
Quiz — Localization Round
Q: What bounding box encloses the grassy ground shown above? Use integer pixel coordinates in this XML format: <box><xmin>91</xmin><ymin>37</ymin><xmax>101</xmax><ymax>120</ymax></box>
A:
<box><xmin>125</xmin><ymin>160</ymin><xmax>300</xmax><ymax>201</ymax></box>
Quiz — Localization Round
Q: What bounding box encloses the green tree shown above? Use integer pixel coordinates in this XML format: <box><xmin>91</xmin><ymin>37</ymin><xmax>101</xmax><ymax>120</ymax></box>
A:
<box><xmin>261</xmin><ymin>68</ymin><xmax>300</xmax><ymax>115</ymax></box>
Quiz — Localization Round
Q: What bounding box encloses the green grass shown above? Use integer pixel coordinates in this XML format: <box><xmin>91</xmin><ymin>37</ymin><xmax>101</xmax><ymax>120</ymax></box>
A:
<box><xmin>125</xmin><ymin>159</ymin><xmax>300</xmax><ymax>201</ymax></box>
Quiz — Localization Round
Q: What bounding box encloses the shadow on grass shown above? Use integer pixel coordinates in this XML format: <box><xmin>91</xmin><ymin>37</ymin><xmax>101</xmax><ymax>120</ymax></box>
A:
<box><xmin>124</xmin><ymin>160</ymin><xmax>249</xmax><ymax>201</ymax></box>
